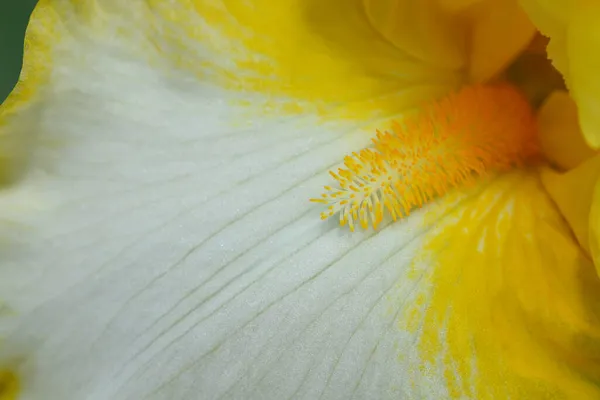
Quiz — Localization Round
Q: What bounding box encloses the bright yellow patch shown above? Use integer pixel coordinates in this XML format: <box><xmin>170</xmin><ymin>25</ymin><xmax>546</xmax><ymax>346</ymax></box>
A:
<box><xmin>312</xmin><ymin>84</ymin><xmax>539</xmax><ymax>231</ymax></box>
<box><xmin>173</xmin><ymin>0</ymin><xmax>463</xmax><ymax>118</ymax></box>
<box><xmin>402</xmin><ymin>171</ymin><xmax>600</xmax><ymax>399</ymax></box>
<box><xmin>0</xmin><ymin>370</ymin><xmax>18</xmax><ymax>400</ymax></box>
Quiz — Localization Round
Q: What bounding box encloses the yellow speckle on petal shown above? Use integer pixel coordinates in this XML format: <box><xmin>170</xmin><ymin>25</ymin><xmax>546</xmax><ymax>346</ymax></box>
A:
<box><xmin>0</xmin><ymin>370</ymin><xmax>19</xmax><ymax>400</ymax></box>
<box><xmin>406</xmin><ymin>171</ymin><xmax>600</xmax><ymax>399</ymax></box>
<box><xmin>311</xmin><ymin>84</ymin><xmax>540</xmax><ymax>230</ymax></box>
<box><xmin>184</xmin><ymin>0</ymin><xmax>462</xmax><ymax>119</ymax></box>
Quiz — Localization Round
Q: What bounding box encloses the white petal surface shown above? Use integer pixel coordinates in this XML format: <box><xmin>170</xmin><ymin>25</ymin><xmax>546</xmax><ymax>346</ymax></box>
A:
<box><xmin>2</xmin><ymin>62</ymin><xmax>435</xmax><ymax>399</ymax></box>
<box><xmin>0</xmin><ymin>3</ymin><xmax>452</xmax><ymax>399</ymax></box>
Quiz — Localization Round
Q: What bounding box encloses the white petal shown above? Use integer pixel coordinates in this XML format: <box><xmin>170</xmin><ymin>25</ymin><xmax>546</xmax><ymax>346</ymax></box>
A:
<box><xmin>0</xmin><ymin>2</ymin><xmax>457</xmax><ymax>399</ymax></box>
<box><xmin>2</xmin><ymin>52</ymin><xmax>437</xmax><ymax>400</ymax></box>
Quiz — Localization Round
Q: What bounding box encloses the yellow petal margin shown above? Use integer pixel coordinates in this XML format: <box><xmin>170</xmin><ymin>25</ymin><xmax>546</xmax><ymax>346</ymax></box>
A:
<box><xmin>542</xmin><ymin>157</ymin><xmax>600</xmax><ymax>258</ymax></box>
<box><xmin>567</xmin><ymin>2</ymin><xmax>600</xmax><ymax>149</ymax></box>
<box><xmin>519</xmin><ymin>0</ymin><xmax>600</xmax><ymax>149</ymax></box>
<box><xmin>365</xmin><ymin>0</ymin><xmax>536</xmax><ymax>83</ymax></box>
<box><xmin>520</xmin><ymin>0</ymin><xmax>600</xmax><ymax>282</ymax></box>
<box><xmin>403</xmin><ymin>171</ymin><xmax>600</xmax><ymax>399</ymax></box>
<box><xmin>590</xmin><ymin>174</ymin><xmax>600</xmax><ymax>279</ymax></box>
<box><xmin>517</xmin><ymin>0</ymin><xmax>570</xmax><ymax>85</ymax></box>
<box><xmin>0</xmin><ymin>0</ymin><xmax>60</xmax><ymax>184</ymax></box>
<box><xmin>538</xmin><ymin>90</ymin><xmax>595</xmax><ymax>170</ymax></box>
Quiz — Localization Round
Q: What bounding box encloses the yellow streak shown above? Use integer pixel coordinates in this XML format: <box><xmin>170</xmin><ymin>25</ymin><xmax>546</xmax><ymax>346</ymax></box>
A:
<box><xmin>403</xmin><ymin>171</ymin><xmax>600</xmax><ymax>399</ymax></box>
<box><xmin>182</xmin><ymin>0</ymin><xmax>462</xmax><ymax>118</ymax></box>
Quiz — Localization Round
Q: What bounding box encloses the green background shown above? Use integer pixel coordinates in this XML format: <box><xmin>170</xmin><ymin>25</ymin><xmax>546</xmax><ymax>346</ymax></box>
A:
<box><xmin>0</xmin><ymin>1</ymin><xmax>40</xmax><ymax>104</ymax></box>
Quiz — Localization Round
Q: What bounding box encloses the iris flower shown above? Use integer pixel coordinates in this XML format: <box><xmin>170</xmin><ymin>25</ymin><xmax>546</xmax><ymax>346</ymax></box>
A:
<box><xmin>1</xmin><ymin>0</ymin><xmax>600</xmax><ymax>399</ymax></box>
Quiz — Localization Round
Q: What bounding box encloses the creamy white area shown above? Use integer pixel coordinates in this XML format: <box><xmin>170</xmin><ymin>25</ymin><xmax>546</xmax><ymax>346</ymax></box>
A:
<box><xmin>0</xmin><ymin>7</ymin><xmax>454</xmax><ymax>400</ymax></box>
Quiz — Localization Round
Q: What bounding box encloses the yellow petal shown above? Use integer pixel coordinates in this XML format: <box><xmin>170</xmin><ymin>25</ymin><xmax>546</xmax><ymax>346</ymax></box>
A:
<box><xmin>437</xmin><ymin>0</ymin><xmax>483</xmax><ymax>13</ymax></box>
<box><xmin>364</xmin><ymin>0</ymin><xmax>538</xmax><ymax>84</ymax></box>
<box><xmin>538</xmin><ymin>90</ymin><xmax>596</xmax><ymax>170</ymax></box>
<box><xmin>567</xmin><ymin>2</ymin><xmax>600</xmax><ymax>148</ymax></box>
<box><xmin>467</xmin><ymin>0</ymin><xmax>537</xmax><ymax>82</ymax></box>
<box><xmin>518</xmin><ymin>0</ymin><xmax>570</xmax><ymax>34</ymax></box>
<box><xmin>187</xmin><ymin>0</ymin><xmax>463</xmax><ymax>120</ymax></box>
<box><xmin>520</xmin><ymin>0</ymin><xmax>600</xmax><ymax>281</ymax></box>
<box><xmin>541</xmin><ymin>155</ymin><xmax>600</xmax><ymax>258</ymax></box>
<box><xmin>590</xmin><ymin>176</ymin><xmax>600</xmax><ymax>278</ymax></box>
<box><xmin>362</xmin><ymin>0</ymin><xmax>467</xmax><ymax>69</ymax></box>
<box><xmin>405</xmin><ymin>171</ymin><xmax>600</xmax><ymax>398</ymax></box>
<box><xmin>519</xmin><ymin>0</ymin><xmax>600</xmax><ymax>149</ymax></box>
<box><xmin>518</xmin><ymin>0</ymin><xmax>571</xmax><ymax>76</ymax></box>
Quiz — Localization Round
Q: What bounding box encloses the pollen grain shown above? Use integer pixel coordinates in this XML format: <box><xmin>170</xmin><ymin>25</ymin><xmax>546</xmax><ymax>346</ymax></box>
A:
<box><xmin>310</xmin><ymin>84</ymin><xmax>540</xmax><ymax>231</ymax></box>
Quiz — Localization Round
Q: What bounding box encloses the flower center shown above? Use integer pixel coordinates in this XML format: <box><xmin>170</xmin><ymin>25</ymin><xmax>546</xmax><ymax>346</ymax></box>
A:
<box><xmin>311</xmin><ymin>84</ymin><xmax>540</xmax><ymax>231</ymax></box>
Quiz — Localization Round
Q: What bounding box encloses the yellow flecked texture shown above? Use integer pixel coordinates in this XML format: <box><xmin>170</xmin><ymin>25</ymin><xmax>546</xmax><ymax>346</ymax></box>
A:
<box><xmin>404</xmin><ymin>171</ymin><xmax>600</xmax><ymax>399</ymax></box>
